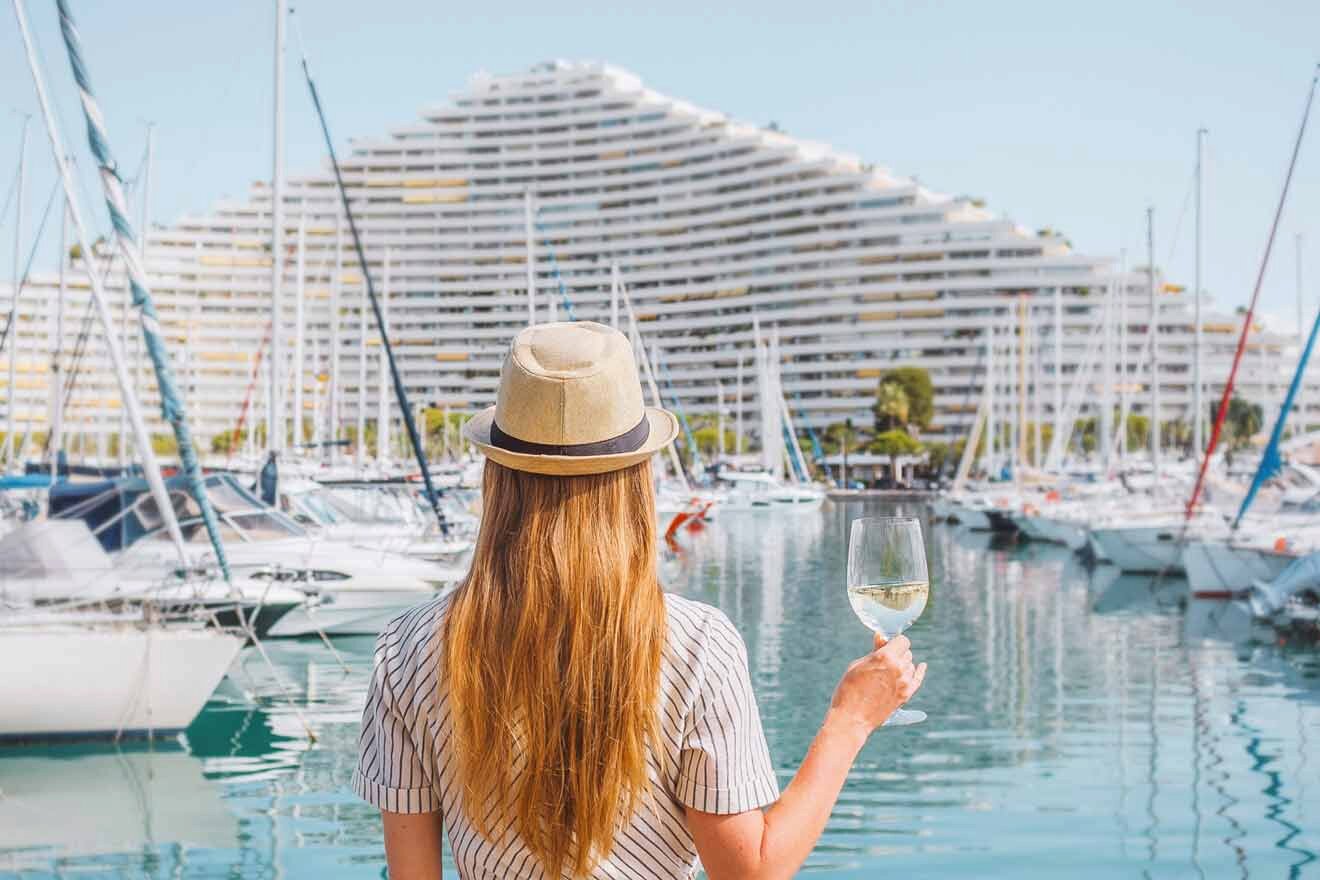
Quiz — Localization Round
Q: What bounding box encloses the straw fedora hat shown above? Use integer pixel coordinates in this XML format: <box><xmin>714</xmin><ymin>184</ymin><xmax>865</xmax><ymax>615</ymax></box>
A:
<box><xmin>463</xmin><ymin>321</ymin><xmax>679</xmax><ymax>476</ymax></box>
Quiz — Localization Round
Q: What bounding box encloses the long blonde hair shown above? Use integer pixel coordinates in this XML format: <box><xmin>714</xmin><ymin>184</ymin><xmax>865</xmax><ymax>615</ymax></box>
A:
<box><xmin>443</xmin><ymin>459</ymin><xmax>665</xmax><ymax>877</ymax></box>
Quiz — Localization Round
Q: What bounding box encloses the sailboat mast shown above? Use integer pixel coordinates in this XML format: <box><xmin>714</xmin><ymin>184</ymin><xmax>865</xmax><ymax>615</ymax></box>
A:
<box><xmin>1100</xmin><ymin>269</ymin><xmax>1114</xmax><ymax>468</ymax></box>
<box><xmin>1193</xmin><ymin>129</ymin><xmax>1206</xmax><ymax>455</ymax></box>
<box><xmin>1031</xmin><ymin>306</ymin><xmax>1042</xmax><ymax>469</ymax></box>
<box><xmin>13</xmin><ymin>0</ymin><xmax>189</xmax><ymax>560</ymax></box>
<box><xmin>269</xmin><ymin>0</ymin><xmax>287</xmax><ymax>453</ymax></box>
<box><xmin>139</xmin><ymin>125</ymin><xmax>154</xmax><ymax>258</ymax></box>
<box><xmin>716</xmin><ymin>379</ymin><xmax>725</xmax><ymax>462</ymax></box>
<box><xmin>356</xmin><ymin>272</ymin><xmax>367</xmax><ymax>467</ymax></box>
<box><xmin>986</xmin><ymin>324</ymin><xmax>997</xmax><ymax>476</ymax></box>
<box><xmin>49</xmin><ymin>202</ymin><xmax>66</xmax><ymax>480</ymax></box>
<box><xmin>524</xmin><ymin>189</ymin><xmax>536</xmax><ymax>325</ymax></box>
<box><xmin>1147</xmin><ymin>208</ymin><xmax>1160</xmax><ymax>481</ymax></box>
<box><xmin>312</xmin><ymin>334</ymin><xmax>322</xmax><ymax>448</ymax></box>
<box><xmin>610</xmin><ymin>262</ymin><xmax>620</xmax><ymax>329</ymax></box>
<box><xmin>1118</xmin><ymin>250</ymin><xmax>1129</xmax><ymax>464</ymax></box>
<box><xmin>1297</xmin><ymin>232</ymin><xmax>1306</xmax><ymax>435</ymax></box>
<box><xmin>1052</xmin><ymin>284</ymin><xmax>1063</xmax><ymax>460</ymax></box>
<box><xmin>6</xmin><ymin>116</ymin><xmax>28</xmax><ymax>472</ymax></box>
<box><xmin>129</xmin><ymin>124</ymin><xmax>152</xmax><ymax>463</ymax></box>
<box><xmin>376</xmin><ymin>249</ymin><xmax>391</xmax><ymax>463</ymax></box>
<box><xmin>1018</xmin><ymin>295</ymin><xmax>1027</xmax><ymax>479</ymax></box>
<box><xmin>619</xmin><ymin>280</ymin><xmax>690</xmax><ymax>492</ymax></box>
<box><xmin>293</xmin><ymin>214</ymin><xmax>306</xmax><ymax>448</ymax></box>
<box><xmin>735</xmin><ymin>352</ymin><xmax>744</xmax><ymax>459</ymax></box>
<box><xmin>329</xmin><ymin>207</ymin><xmax>342</xmax><ymax>456</ymax></box>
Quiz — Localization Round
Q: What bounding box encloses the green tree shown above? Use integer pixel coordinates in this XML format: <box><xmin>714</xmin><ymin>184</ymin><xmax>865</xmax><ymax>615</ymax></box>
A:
<box><xmin>1075</xmin><ymin>417</ymin><xmax>1097</xmax><ymax>454</ymax></box>
<box><xmin>1021</xmin><ymin>422</ymin><xmax>1055</xmax><ymax>464</ymax></box>
<box><xmin>874</xmin><ymin>382</ymin><xmax>910</xmax><ymax>432</ymax></box>
<box><xmin>423</xmin><ymin>409</ymin><xmax>473</xmax><ymax>458</ymax></box>
<box><xmin>692</xmin><ymin>425</ymin><xmax>739</xmax><ymax>456</ymax></box>
<box><xmin>1124</xmin><ymin>413</ymin><xmax>1150</xmax><ymax>451</ymax></box>
<box><xmin>211</xmin><ymin>429</ymin><xmax>243</xmax><ymax>454</ymax></box>
<box><xmin>1163</xmin><ymin>419</ymin><xmax>1191</xmax><ymax>452</ymax></box>
<box><xmin>877</xmin><ymin>367</ymin><xmax>934</xmax><ymax>430</ymax></box>
<box><xmin>151</xmin><ymin>434</ymin><xmax>179</xmax><ymax>456</ymax></box>
<box><xmin>869</xmin><ymin>429</ymin><xmax>923</xmax><ymax>456</ymax></box>
<box><xmin>344</xmin><ymin>423</ymin><xmax>378</xmax><ymax>455</ymax></box>
<box><xmin>821</xmin><ymin>421</ymin><xmax>868</xmax><ymax>456</ymax></box>
<box><xmin>924</xmin><ymin>440</ymin><xmax>952</xmax><ymax>475</ymax></box>
<box><xmin>1212</xmin><ymin>396</ymin><xmax>1263</xmax><ymax>450</ymax></box>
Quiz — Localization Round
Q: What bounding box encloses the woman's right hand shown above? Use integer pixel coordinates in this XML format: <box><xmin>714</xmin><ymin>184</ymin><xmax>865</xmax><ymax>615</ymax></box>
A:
<box><xmin>827</xmin><ymin>633</ymin><xmax>927</xmax><ymax>740</ymax></box>
<box><xmin>689</xmin><ymin>635</ymin><xmax>927</xmax><ymax>879</ymax></box>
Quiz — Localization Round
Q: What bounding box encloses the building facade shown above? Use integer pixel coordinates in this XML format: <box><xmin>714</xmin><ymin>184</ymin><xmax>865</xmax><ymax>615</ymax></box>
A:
<box><xmin>0</xmin><ymin>60</ymin><xmax>1307</xmax><ymax>463</ymax></box>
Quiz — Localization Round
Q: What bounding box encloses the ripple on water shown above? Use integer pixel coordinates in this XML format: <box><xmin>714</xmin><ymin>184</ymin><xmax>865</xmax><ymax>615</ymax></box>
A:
<box><xmin>2</xmin><ymin>501</ymin><xmax>1319</xmax><ymax>877</ymax></box>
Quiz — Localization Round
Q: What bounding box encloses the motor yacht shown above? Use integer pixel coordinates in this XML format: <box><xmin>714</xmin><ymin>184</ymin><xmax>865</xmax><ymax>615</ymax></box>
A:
<box><xmin>50</xmin><ymin>474</ymin><xmax>462</xmax><ymax>637</ymax></box>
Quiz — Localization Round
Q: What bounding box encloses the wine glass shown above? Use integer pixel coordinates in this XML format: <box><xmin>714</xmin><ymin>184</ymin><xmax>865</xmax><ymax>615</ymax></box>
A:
<box><xmin>846</xmin><ymin>515</ymin><xmax>929</xmax><ymax>726</ymax></box>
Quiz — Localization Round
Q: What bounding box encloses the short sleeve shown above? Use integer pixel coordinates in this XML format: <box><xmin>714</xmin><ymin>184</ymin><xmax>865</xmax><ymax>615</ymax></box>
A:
<box><xmin>675</xmin><ymin>612</ymin><xmax>780</xmax><ymax>814</ymax></box>
<box><xmin>352</xmin><ymin>635</ymin><xmax>441</xmax><ymax>814</ymax></box>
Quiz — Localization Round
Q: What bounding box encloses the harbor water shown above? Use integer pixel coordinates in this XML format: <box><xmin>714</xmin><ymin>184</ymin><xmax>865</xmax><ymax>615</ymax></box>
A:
<box><xmin>2</xmin><ymin>499</ymin><xmax>1318</xmax><ymax>877</ymax></box>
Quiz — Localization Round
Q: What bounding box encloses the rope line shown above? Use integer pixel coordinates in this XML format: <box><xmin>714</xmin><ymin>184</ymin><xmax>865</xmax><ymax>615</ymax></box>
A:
<box><xmin>1185</xmin><ymin>64</ymin><xmax>1319</xmax><ymax>520</ymax></box>
<box><xmin>657</xmin><ymin>358</ymin><xmax>703</xmax><ymax>470</ymax></box>
<box><xmin>0</xmin><ymin>162</ymin><xmax>18</xmax><ymax>237</ymax></box>
<box><xmin>40</xmin><ymin>249</ymin><xmax>114</xmax><ymax>458</ymax></box>
<box><xmin>531</xmin><ymin>217</ymin><xmax>578</xmax><ymax>321</ymax></box>
<box><xmin>54</xmin><ymin>0</ymin><xmax>230</xmax><ymax>577</ymax></box>
<box><xmin>0</xmin><ymin>175</ymin><xmax>61</xmax><ymax>355</ymax></box>
<box><xmin>296</xmin><ymin>40</ymin><xmax>448</xmax><ymax>535</ymax></box>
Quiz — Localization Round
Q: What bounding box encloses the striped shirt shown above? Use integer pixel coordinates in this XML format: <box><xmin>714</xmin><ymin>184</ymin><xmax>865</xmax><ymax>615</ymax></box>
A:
<box><xmin>353</xmin><ymin>592</ymin><xmax>780</xmax><ymax>879</ymax></box>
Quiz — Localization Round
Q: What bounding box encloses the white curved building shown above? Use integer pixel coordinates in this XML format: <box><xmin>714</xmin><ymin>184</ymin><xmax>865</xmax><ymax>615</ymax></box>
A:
<box><xmin>0</xmin><ymin>60</ymin><xmax>1308</xmax><ymax>463</ymax></box>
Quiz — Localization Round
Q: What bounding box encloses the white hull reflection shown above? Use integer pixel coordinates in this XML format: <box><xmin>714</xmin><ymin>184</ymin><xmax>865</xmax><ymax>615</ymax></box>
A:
<box><xmin>0</xmin><ymin>747</ymin><xmax>236</xmax><ymax>867</ymax></box>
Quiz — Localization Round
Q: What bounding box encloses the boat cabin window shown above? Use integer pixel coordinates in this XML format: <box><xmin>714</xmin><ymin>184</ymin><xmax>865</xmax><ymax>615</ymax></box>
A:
<box><xmin>143</xmin><ymin>517</ymin><xmax>244</xmax><ymax>545</ymax></box>
<box><xmin>229</xmin><ymin>512</ymin><xmax>303</xmax><ymax>541</ymax></box>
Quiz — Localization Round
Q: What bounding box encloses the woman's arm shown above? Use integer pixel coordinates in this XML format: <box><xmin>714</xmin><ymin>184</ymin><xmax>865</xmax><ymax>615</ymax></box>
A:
<box><xmin>382</xmin><ymin>810</ymin><xmax>445</xmax><ymax>879</ymax></box>
<box><xmin>687</xmin><ymin>634</ymin><xmax>925</xmax><ymax>880</ymax></box>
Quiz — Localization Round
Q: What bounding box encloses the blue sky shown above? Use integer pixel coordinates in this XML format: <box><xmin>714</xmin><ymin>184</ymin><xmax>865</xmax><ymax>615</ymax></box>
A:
<box><xmin>1</xmin><ymin>0</ymin><xmax>1317</xmax><ymax>319</ymax></box>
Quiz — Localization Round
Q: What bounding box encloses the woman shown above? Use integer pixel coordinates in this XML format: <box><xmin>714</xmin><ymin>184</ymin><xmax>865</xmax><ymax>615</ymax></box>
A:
<box><xmin>355</xmin><ymin>321</ymin><xmax>926</xmax><ymax>879</ymax></box>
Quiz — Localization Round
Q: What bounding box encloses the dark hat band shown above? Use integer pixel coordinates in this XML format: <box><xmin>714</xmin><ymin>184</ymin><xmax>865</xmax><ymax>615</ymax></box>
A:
<box><xmin>489</xmin><ymin>415</ymin><xmax>650</xmax><ymax>457</ymax></box>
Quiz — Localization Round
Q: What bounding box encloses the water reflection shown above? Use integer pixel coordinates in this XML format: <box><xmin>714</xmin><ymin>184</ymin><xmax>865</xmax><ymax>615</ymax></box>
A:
<box><xmin>0</xmin><ymin>501</ymin><xmax>1317</xmax><ymax>877</ymax></box>
<box><xmin>0</xmin><ymin>744</ymin><xmax>235</xmax><ymax>874</ymax></box>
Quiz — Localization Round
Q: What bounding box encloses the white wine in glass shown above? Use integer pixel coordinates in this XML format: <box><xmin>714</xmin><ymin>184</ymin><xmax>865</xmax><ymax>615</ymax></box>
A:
<box><xmin>847</xmin><ymin>515</ymin><xmax>928</xmax><ymax>726</ymax></box>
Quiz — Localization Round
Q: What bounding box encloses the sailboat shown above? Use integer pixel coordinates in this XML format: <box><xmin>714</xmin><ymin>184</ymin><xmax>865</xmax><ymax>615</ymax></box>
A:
<box><xmin>2</xmin><ymin>0</ymin><xmax>258</xmax><ymax>740</ymax></box>
<box><xmin>0</xmin><ymin>608</ymin><xmax>243</xmax><ymax>739</ymax></box>
<box><xmin>278</xmin><ymin>477</ymin><xmax>475</xmax><ymax>564</ymax></box>
<box><xmin>49</xmin><ymin>472</ymin><xmax>463</xmax><ymax>637</ymax></box>
<box><xmin>1182</xmin><ymin>249</ymin><xmax>1320</xmax><ymax>597</ymax></box>
<box><xmin>715</xmin><ymin>322</ymin><xmax>824</xmax><ymax>512</ymax></box>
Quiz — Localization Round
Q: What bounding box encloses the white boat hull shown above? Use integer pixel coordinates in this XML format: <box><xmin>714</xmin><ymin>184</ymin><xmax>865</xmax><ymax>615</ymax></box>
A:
<box><xmin>1182</xmin><ymin>540</ymin><xmax>1294</xmax><ymax>596</ymax></box>
<box><xmin>718</xmin><ymin>493</ymin><xmax>825</xmax><ymax>513</ymax></box>
<box><xmin>265</xmin><ymin>588</ymin><xmax>441</xmax><ymax>637</ymax></box>
<box><xmin>1035</xmin><ymin>517</ymin><xmax>1089</xmax><ymax>551</ymax></box>
<box><xmin>0</xmin><ymin>623</ymin><xmax>242</xmax><ymax>739</ymax></box>
<box><xmin>1089</xmin><ymin>525</ymin><xmax>1186</xmax><ymax>573</ymax></box>
<box><xmin>954</xmin><ymin>508</ymin><xmax>992</xmax><ymax>530</ymax></box>
<box><xmin>1012</xmin><ymin>513</ymin><xmax>1048</xmax><ymax>541</ymax></box>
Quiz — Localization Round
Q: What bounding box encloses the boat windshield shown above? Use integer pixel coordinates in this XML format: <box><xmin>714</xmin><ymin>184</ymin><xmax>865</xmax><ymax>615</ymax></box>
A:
<box><xmin>228</xmin><ymin>512</ymin><xmax>304</xmax><ymax>540</ymax></box>
<box><xmin>283</xmin><ymin>491</ymin><xmax>342</xmax><ymax>526</ymax></box>
<box><xmin>283</xmin><ymin>487</ymin><xmax>382</xmax><ymax>527</ymax></box>
<box><xmin>324</xmin><ymin>487</ymin><xmax>411</xmax><ymax>525</ymax></box>
<box><xmin>134</xmin><ymin>475</ymin><xmax>308</xmax><ymax>544</ymax></box>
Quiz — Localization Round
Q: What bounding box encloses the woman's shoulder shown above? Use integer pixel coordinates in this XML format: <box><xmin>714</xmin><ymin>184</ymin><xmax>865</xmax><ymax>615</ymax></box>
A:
<box><xmin>374</xmin><ymin>593</ymin><xmax>452</xmax><ymax>675</ymax></box>
<box><xmin>662</xmin><ymin>593</ymin><xmax>746</xmax><ymax>658</ymax></box>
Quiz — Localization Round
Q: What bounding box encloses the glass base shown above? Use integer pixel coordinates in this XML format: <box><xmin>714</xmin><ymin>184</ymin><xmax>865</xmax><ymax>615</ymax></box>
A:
<box><xmin>883</xmin><ymin>707</ymin><xmax>927</xmax><ymax>726</ymax></box>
